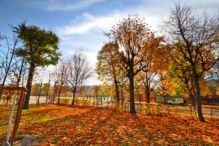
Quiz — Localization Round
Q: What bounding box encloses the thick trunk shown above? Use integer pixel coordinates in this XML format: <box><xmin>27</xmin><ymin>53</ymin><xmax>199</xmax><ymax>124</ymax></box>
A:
<box><xmin>145</xmin><ymin>86</ymin><xmax>150</xmax><ymax>103</ymax></box>
<box><xmin>23</xmin><ymin>63</ymin><xmax>35</xmax><ymax>109</ymax></box>
<box><xmin>184</xmin><ymin>76</ymin><xmax>195</xmax><ymax>106</ymax></box>
<box><xmin>114</xmin><ymin>77</ymin><xmax>120</xmax><ymax>102</ymax></box>
<box><xmin>193</xmin><ymin>68</ymin><xmax>205</xmax><ymax>122</ymax></box>
<box><xmin>129</xmin><ymin>70</ymin><xmax>136</xmax><ymax>114</ymax></box>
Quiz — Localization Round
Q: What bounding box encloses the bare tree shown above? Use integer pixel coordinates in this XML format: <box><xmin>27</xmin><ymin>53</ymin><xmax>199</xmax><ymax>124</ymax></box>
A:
<box><xmin>164</xmin><ymin>3</ymin><xmax>219</xmax><ymax>122</ymax></box>
<box><xmin>54</xmin><ymin>60</ymin><xmax>69</xmax><ymax>104</ymax></box>
<box><xmin>67</xmin><ymin>51</ymin><xmax>93</xmax><ymax>106</ymax></box>
<box><xmin>37</xmin><ymin>77</ymin><xmax>43</xmax><ymax>104</ymax></box>
<box><xmin>0</xmin><ymin>33</ymin><xmax>19</xmax><ymax>100</ymax></box>
<box><xmin>45</xmin><ymin>71</ymin><xmax>52</xmax><ymax>104</ymax></box>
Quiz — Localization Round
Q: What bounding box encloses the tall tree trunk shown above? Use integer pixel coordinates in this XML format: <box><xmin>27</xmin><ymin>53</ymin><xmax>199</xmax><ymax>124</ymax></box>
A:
<box><xmin>23</xmin><ymin>63</ymin><xmax>35</xmax><ymax>109</ymax></box>
<box><xmin>193</xmin><ymin>67</ymin><xmax>204</xmax><ymax>122</ymax></box>
<box><xmin>114</xmin><ymin>77</ymin><xmax>120</xmax><ymax>102</ymax></box>
<box><xmin>129</xmin><ymin>70</ymin><xmax>136</xmax><ymax>114</ymax></box>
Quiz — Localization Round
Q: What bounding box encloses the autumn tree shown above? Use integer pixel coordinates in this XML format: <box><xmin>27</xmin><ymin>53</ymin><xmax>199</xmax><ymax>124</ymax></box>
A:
<box><xmin>138</xmin><ymin>34</ymin><xmax>166</xmax><ymax>103</ymax></box>
<box><xmin>169</xmin><ymin>56</ymin><xmax>196</xmax><ymax>106</ymax></box>
<box><xmin>14</xmin><ymin>23</ymin><xmax>61</xmax><ymax>109</ymax></box>
<box><xmin>164</xmin><ymin>4</ymin><xmax>219</xmax><ymax>121</ymax></box>
<box><xmin>67</xmin><ymin>51</ymin><xmax>93</xmax><ymax>106</ymax></box>
<box><xmin>156</xmin><ymin>71</ymin><xmax>177</xmax><ymax>104</ymax></box>
<box><xmin>91</xmin><ymin>85</ymin><xmax>101</xmax><ymax>106</ymax></box>
<box><xmin>96</xmin><ymin>42</ymin><xmax>122</xmax><ymax>102</ymax></box>
<box><xmin>108</xmin><ymin>15</ymin><xmax>164</xmax><ymax>114</ymax></box>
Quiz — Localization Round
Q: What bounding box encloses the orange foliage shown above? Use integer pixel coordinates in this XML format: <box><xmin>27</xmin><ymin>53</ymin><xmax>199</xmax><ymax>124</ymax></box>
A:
<box><xmin>0</xmin><ymin>104</ymin><xmax>218</xmax><ymax>145</ymax></box>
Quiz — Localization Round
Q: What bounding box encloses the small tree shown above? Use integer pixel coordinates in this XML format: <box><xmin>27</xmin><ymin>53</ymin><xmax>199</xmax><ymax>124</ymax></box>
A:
<box><xmin>67</xmin><ymin>51</ymin><xmax>93</xmax><ymax>106</ymax></box>
<box><xmin>54</xmin><ymin>60</ymin><xmax>69</xmax><ymax>104</ymax></box>
<box><xmin>96</xmin><ymin>42</ymin><xmax>121</xmax><ymax>102</ymax></box>
<box><xmin>91</xmin><ymin>85</ymin><xmax>101</xmax><ymax>106</ymax></box>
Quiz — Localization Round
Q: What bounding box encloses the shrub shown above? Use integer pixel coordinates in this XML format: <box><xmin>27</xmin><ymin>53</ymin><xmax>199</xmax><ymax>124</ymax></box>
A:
<box><xmin>60</xmin><ymin>99</ymin><xmax>70</xmax><ymax>104</ymax></box>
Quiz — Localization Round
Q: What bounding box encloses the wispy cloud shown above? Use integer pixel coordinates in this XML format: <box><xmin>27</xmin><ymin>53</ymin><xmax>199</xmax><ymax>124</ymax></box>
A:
<box><xmin>47</xmin><ymin>0</ymin><xmax>106</xmax><ymax>11</ymax></box>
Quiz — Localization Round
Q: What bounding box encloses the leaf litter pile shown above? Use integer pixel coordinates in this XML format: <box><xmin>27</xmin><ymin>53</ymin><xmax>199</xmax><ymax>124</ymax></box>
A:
<box><xmin>0</xmin><ymin>104</ymin><xmax>218</xmax><ymax>145</ymax></box>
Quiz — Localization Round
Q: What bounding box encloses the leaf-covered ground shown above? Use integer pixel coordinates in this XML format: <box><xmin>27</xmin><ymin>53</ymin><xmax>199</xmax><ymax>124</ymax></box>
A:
<box><xmin>0</xmin><ymin>104</ymin><xmax>219</xmax><ymax>145</ymax></box>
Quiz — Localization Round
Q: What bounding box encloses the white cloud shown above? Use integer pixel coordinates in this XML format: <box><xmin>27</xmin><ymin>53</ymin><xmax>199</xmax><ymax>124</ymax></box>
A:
<box><xmin>57</xmin><ymin>7</ymin><xmax>168</xmax><ymax>36</ymax></box>
<box><xmin>58</xmin><ymin>12</ymin><xmax>123</xmax><ymax>35</ymax></box>
<box><xmin>67</xmin><ymin>51</ymin><xmax>98</xmax><ymax>69</ymax></box>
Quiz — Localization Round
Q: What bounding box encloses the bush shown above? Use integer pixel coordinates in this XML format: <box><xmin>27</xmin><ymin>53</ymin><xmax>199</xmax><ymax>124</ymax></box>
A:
<box><xmin>75</xmin><ymin>99</ymin><xmax>81</xmax><ymax>105</ymax></box>
<box><xmin>60</xmin><ymin>99</ymin><xmax>71</xmax><ymax>104</ymax></box>
<box><xmin>82</xmin><ymin>100</ymin><xmax>88</xmax><ymax>106</ymax></box>
<box><xmin>142</xmin><ymin>104</ymin><xmax>151</xmax><ymax>114</ymax></box>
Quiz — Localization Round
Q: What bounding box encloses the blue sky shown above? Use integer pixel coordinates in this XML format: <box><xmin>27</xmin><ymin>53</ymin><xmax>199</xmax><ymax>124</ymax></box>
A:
<box><xmin>0</xmin><ymin>0</ymin><xmax>218</xmax><ymax>85</ymax></box>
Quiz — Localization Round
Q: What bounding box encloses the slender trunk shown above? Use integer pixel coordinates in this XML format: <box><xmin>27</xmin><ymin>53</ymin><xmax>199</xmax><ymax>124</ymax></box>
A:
<box><xmin>37</xmin><ymin>80</ymin><xmax>43</xmax><ymax>104</ymax></box>
<box><xmin>96</xmin><ymin>96</ymin><xmax>98</xmax><ymax>107</ymax></box>
<box><xmin>164</xmin><ymin>95</ymin><xmax>167</xmax><ymax>104</ymax></box>
<box><xmin>46</xmin><ymin>90</ymin><xmax>49</xmax><ymax>104</ymax></box>
<box><xmin>57</xmin><ymin>84</ymin><xmax>63</xmax><ymax>104</ymax></box>
<box><xmin>129</xmin><ymin>70</ymin><xmax>136</xmax><ymax>114</ymax></box>
<box><xmin>138</xmin><ymin>94</ymin><xmax>141</xmax><ymax>104</ymax></box>
<box><xmin>23</xmin><ymin>63</ymin><xmax>35</xmax><ymax>109</ymax></box>
<box><xmin>114</xmin><ymin>77</ymin><xmax>120</xmax><ymax>102</ymax></box>
<box><xmin>145</xmin><ymin>86</ymin><xmax>150</xmax><ymax>103</ymax></box>
<box><xmin>16</xmin><ymin>58</ymin><xmax>25</xmax><ymax>87</ymax></box>
<box><xmin>46</xmin><ymin>75</ymin><xmax>51</xmax><ymax>104</ymax></box>
<box><xmin>51</xmin><ymin>82</ymin><xmax>57</xmax><ymax>104</ymax></box>
<box><xmin>121</xmin><ymin>88</ymin><xmax>124</xmax><ymax>105</ymax></box>
<box><xmin>72</xmin><ymin>87</ymin><xmax>76</xmax><ymax>106</ymax></box>
<box><xmin>193</xmin><ymin>68</ymin><xmax>205</xmax><ymax>122</ymax></box>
